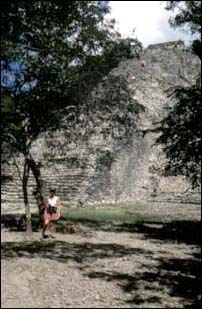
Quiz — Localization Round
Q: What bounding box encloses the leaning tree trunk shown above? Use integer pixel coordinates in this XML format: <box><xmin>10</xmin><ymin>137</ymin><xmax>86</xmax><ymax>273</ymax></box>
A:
<box><xmin>23</xmin><ymin>157</ymin><xmax>32</xmax><ymax>234</ymax></box>
<box><xmin>28</xmin><ymin>155</ymin><xmax>46</xmax><ymax>228</ymax></box>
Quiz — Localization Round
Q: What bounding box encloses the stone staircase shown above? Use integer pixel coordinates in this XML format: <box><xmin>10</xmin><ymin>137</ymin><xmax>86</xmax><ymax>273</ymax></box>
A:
<box><xmin>1</xmin><ymin>164</ymin><xmax>37</xmax><ymax>214</ymax></box>
<box><xmin>1</xmin><ymin>157</ymin><xmax>97</xmax><ymax>214</ymax></box>
<box><xmin>148</xmin><ymin>191</ymin><xmax>201</xmax><ymax>205</ymax></box>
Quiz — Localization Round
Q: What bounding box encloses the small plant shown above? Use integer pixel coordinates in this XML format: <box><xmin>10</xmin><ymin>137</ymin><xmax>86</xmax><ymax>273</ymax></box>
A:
<box><xmin>95</xmin><ymin>150</ymin><xmax>115</xmax><ymax>171</ymax></box>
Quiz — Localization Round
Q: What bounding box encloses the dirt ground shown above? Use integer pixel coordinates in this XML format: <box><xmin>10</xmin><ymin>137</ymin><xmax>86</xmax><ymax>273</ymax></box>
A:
<box><xmin>1</xmin><ymin>204</ymin><xmax>201</xmax><ymax>309</ymax></box>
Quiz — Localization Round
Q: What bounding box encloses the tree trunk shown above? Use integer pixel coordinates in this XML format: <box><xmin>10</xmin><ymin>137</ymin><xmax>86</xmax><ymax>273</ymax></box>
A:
<box><xmin>28</xmin><ymin>156</ymin><xmax>45</xmax><ymax>210</ymax></box>
<box><xmin>28</xmin><ymin>156</ymin><xmax>46</xmax><ymax>228</ymax></box>
<box><xmin>23</xmin><ymin>157</ymin><xmax>32</xmax><ymax>234</ymax></box>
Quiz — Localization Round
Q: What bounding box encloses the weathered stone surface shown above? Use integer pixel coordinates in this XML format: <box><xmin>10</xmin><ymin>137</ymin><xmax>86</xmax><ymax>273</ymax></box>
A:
<box><xmin>1</xmin><ymin>41</ymin><xmax>201</xmax><ymax>213</ymax></box>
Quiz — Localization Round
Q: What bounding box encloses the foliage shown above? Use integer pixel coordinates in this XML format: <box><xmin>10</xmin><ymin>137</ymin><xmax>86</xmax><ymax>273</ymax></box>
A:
<box><xmin>45</xmin><ymin>72</ymin><xmax>145</xmax><ymax>174</ymax></box>
<box><xmin>96</xmin><ymin>150</ymin><xmax>115</xmax><ymax>171</ymax></box>
<box><xmin>155</xmin><ymin>82</ymin><xmax>201</xmax><ymax>188</ymax></box>
<box><xmin>165</xmin><ymin>1</ymin><xmax>201</xmax><ymax>59</ymax></box>
<box><xmin>84</xmin><ymin>74</ymin><xmax>145</xmax><ymax>144</ymax></box>
<box><xmin>191</xmin><ymin>39</ymin><xmax>201</xmax><ymax>60</ymax></box>
<box><xmin>155</xmin><ymin>1</ymin><xmax>201</xmax><ymax>188</ymax></box>
<box><xmin>165</xmin><ymin>1</ymin><xmax>201</xmax><ymax>34</ymax></box>
<box><xmin>1</xmin><ymin>1</ymin><xmax>142</xmax><ymax>154</ymax></box>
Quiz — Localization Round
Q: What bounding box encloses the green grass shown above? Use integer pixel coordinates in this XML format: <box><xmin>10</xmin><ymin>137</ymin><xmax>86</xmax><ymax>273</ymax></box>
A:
<box><xmin>31</xmin><ymin>200</ymin><xmax>174</xmax><ymax>225</ymax></box>
<box><xmin>32</xmin><ymin>207</ymin><xmax>197</xmax><ymax>226</ymax></box>
<box><xmin>60</xmin><ymin>208</ymin><xmax>162</xmax><ymax>224</ymax></box>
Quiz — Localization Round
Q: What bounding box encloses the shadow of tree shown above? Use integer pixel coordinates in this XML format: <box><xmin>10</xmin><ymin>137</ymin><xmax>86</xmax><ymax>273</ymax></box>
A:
<box><xmin>57</xmin><ymin>218</ymin><xmax>201</xmax><ymax>247</ymax></box>
<box><xmin>87</xmin><ymin>254</ymin><xmax>201</xmax><ymax>307</ymax></box>
<box><xmin>1</xmin><ymin>213</ymin><xmax>105</xmax><ymax>232</ymax></box>
<box><xmin>113</xmin><ymin>220</ymin><xmax>201</xmax><ymax>245</ymax></box>
<box><xmin>2</xmin><ymin>216</ymin><xmax>201</xmax><ymax>307</ymax></box>
<box><xmin>1</xmin><ymin>240</ymin><xmax>152</xmax><ymax>264</ymax></box>
<box><xmin>2</xmin><ymin>215</ymin><xmax>200</xmax><ymax>246</ymax></box>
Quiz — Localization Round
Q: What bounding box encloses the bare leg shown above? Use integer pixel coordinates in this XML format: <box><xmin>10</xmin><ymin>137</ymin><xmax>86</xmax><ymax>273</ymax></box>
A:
<box><xmin>49</xmin><ymin>221</ymin><xmax>55</xmax><ymax>238</ymax></box>
<box><xmin>42</xmin><ymin>219</ymin><xmax>50</xmax><ymax>238</ymax></box>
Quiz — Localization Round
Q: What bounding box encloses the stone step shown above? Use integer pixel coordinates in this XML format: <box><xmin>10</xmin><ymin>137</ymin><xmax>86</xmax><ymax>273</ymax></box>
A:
<box><xmin>1</xmin><ymin>205</ymin><xmax>37</xmax><ymax>211</ymax></box>
<box><xmin>2</xmin><ymin>182</ymin><xmax>86</xmax><ymax>189</ymax></box>
<box><xmin>3</xmin><ymin>169</ymin><xmax>88</xmax><ymax>175</ymax></box>
<box><xmin>2</xmin><ymin>181</ymin><xmax>35</xmax><ymax>186</ymax></box>
<box><xmin>1</xmin><ymin>193</ymin><xmax>83</xmax><ymax>200</ymax></box>
<box><xmin>1</xmin><ymin>194</ymin><xmax>79</xmax><ymax>201</ymax></box>
<box><xmin>1</xmin><ymin>188</ymin><xmax>36</xmax><ymax>193</ymax></box>
<box><xmin>2</xmin><ymin>181</ymin><xmax>86</xmax><ymax>188</ymax></box>
<box><xmin>3</xmin><ymin>173</ymin><xmax>86</xmax><ymax>184</ymax></box>
<box><xmin>1</xmin><ymin>197</ymin><xmax>36</xmax><ymax>202</ymax></box>
<box><xmin>2</xmin><ymin>192</ymin><xmax>80</xmax><ymax>198</ymax></box>
<box><xmin>2</xmin><ymin>187</ymin><xmax>82</xmax><ymax>193</ymax></box>
<box><xmin>1</xmin><ymin>195</ymin><xmax>36</xmax><ymax>200</ymax></box>
<box><xmin>1</xmin><ymin>202</ymin><xmax>79</xmax><ymax>211</ymax></box>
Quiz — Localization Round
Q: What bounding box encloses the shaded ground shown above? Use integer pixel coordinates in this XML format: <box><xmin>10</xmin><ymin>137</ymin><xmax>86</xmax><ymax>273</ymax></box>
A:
<box><xmin>1</xmin><ymin>213</ymin><xmax>201</xmax><ymax>308</ymax></box>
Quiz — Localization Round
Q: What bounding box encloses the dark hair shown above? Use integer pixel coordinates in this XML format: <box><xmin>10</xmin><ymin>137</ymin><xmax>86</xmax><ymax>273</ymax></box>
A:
<box><xmin>50</xmin><ymin>189</ymin><xmax>56</xmax><ymax>194</ymax></box>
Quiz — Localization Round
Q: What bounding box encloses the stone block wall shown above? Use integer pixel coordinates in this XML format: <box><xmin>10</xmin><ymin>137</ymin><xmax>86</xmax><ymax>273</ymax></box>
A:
<box><xmin>1</xmin><ymin>41</ymin><xmax>201</xmax><ymax>213</ymax></box>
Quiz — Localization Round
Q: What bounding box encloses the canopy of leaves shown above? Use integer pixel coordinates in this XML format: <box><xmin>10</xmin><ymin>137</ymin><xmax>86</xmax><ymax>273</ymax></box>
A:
<box><xmin>86</xmin><ymin>74</ymin><xmax>145</xmax><ymax>143</ymax></box>
<box><xmin>1</xmin><ymin>0</ymin><xmax>142</xmax><ymax>154</ymax></box>
<box><xmin>154</xmin><ymin>1</ymin><xmax>202</xmax><ymax>188</ymax></box>
<box><xmin>166</xmin><ymin>1</ymin><xmax>201</xmax><ymax>59</ymax></box>
<box><xmin>47</xmin><ymin>73</ymin><xmax>146</xmax><ymax>159</ymax></box>
<box><xmin>165</xmin><ymin>1</ymin><xmax>201</xmax><ymax>34</ymax></box>
<box><xmin>155</xmin><ymin>82</ymin><xmax>201</xmax><ymax>188</ymax></box>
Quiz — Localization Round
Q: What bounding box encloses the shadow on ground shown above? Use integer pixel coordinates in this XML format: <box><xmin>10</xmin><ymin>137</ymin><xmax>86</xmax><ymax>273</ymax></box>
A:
<box><xmin>1</xmin><ymin>214</ymin><xmax>201</xmax><ymax>245</ymax></box>
<box><xmin>53</xmin><ymin>214</ymin><xmax>201</xmax><ymax>245</ymax></box>
<box><xmin>114</xmin><ymin>220</ymin><xmax>201</xmax><ymax>245</ymax></box>
<box><xmin>1</xmin><ymin>237</ymin><xmax>201</xmax><ymax>307</ymax></box>
<box><xmin>1</xmin><ymin>215</ymin><xmax>201</xmax><ymax>307</ymax></box>
<box><xmin>60</xmin><ymin>218</ymin><xmax>201</xmax><ymax>246</ymax></box>
<box><xmin>87</xmin><ymin>253</ymin><xmax>201</xmax><ymax>308</ymax></box>
<box><xmin>1</xmin><ymin>240</ymin><xmax>152</xmax><ymax>263</ymax></box>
